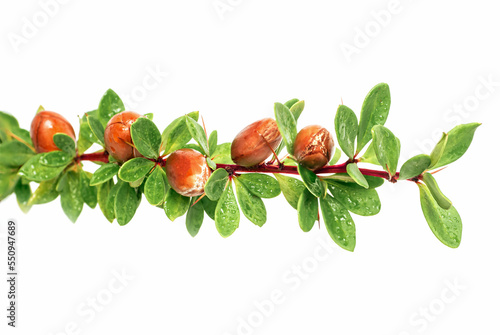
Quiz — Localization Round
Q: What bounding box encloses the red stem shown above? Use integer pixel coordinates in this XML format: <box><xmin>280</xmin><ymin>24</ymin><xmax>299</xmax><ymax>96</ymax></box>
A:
<box><xmin>78</xmin><ymin>151</ymin><xmax>110</xmax><ymax>163</ymax></box>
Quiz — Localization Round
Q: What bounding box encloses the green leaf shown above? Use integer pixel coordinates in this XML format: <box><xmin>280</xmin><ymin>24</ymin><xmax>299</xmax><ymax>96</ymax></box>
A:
<box><xmin>359</xmin><ymin>142</ymin><xmax>380</xmax><ymax>165</ymax></box>
<box><xmin>211</xmin><ymin>143</ymin><xmax>234</xmax><ymax>164</ymax></box>
<box><xmin>15</xmin><ymin>179</ymin><xmax>32</xmax><ymax>213</ymax></box>
<box><xmin>86</xmin><ymin>114</ymin><xmax>105</xmax><ymax>145</ymax></box>
<box><xmin>274</xmin><ymin>174</ymin><xmax>305</xmax><ymax>209</ymax></box>
<box><xmin>399</xmin><ymin>154</ymin><xmax>431</xmax><ymax>180</ymax></box>
<box><xmin>144</xmin><ymin>113</ymin><xmax>154</xmax><ymax>120</ymax></box>
<box><xmin>290</xmin><ymin>100</ymin><xmax>305</xmax><ymax>120</ymax></box>
<box><xmin>98</xmin><ymin>89</ymin><xmax>125</xmax><ymax>126</ymax></box>
<box><xmin>335</xmin><ymin>105</ymin><xmax>358</xmax><ymax>159</ymax></box>
<box><xmin>90</xmin><ymin>163</ymin><xmax>120</xmax><ymax>186</ymax></box>
<box><xmin>418</xmin><ymin>183</ymin><xmax>462</xmax><ymax>248</ymax></box>
<box><xmin>185</xmin><ymin>116</ymin><xmax>209</xmax><ymax>156</ymax></box>
<box><xmin>356</xmin><ymin>83</ymin><xmax>391</xmax><ymax>153</ymax></box>
<box><xmin>297</xmin><ymin>188</ymin><xmax>318</xmax><ymax>232</ymax></box>
<box><xmin>329</xmin><ymin>148</ymin><xmax>342</xmax><ymax>165</ymax></box>
<box><xmin>60</xmin><ymin>171</ymin><xmax>84</xmax><ymax>223</ymax></box>
<box><xmin>0</xmin><ymin>141</ymin><xmax>34</xmax><ymax>167</ymax></box>
<box><xmin>130</xmin><ymin>118</ymin><xmax>162</xmax><ymax>159</ymax></box>
<box><xmin>164</xmin><ymin>188</ymin><xmax>190</xmax><ymax>221</ymax></box>
<box><xmin>206</xmin><ymin>157</ymin><xmax>216</xmax><ymax>170</ymax></box>
<box><xmin>80</xmin><ymin>171</ymin><xmax>97</xmax><ymax>209</ymax></box>
<box><xmin>429</xmin><ymin>133</ymin><xmax>448</xmax><ymax>169</ymax></box>
<box><xmin>433</xmin><ymin>123</ymin><xmax>481</xmax><ymax>169</ymax></box>
<box><xmin>186</xmin><ymin>197</ymin><xmax>204</xmax><ymax>237</ymax></box>
<box><xmin>39</xmin><ymin>151</ymin><xmax>74</xmax><ymax>167</ymax></box>
<box><xmin>0</xmin><ymin>172</ymin><xmax>19</xmax><ymax>201</ymax></box>
<box><xmin>284</xmin><ymin>98</ymin><xmax>299</xmax><ymax>109</ymax></box>
<box><xmin>328</xmin><ymin>184</ymin><xmax>381</xmax><ymax>216</ymax></box>
<box><xmin>236</xmin><ymin>173</ymin><xmax>281</xmax><ymax>198</ymax></box>
<box><xmin>29</xmin><ymin>179</ymin><xmax>59</xmax><ymax>205</ymax></box>
<box><xmin>204</xmin><ymin>168</ymin><xmax>229</xmax><ymax>201</ymax></box>
<box><xmin>371</xmin><ymin>125</ymin><xmax>400</xmax><ymax>177</ymax></box>
<box><xmin>422</xmin><ymin>172</ymin><xmax>452</xmax><ymax>210</ymax></box>
<box><xmin>19</xmin><ymin>154</ymin><xmax>67</xmax><ymax>182</ymax></box>
<box><xmin>297</xmin><ymin>164</ymin><xmax>325</xmax><ymax>198</ymax></box>
<box><xmin>118</xmin><ymin>158</ymin><xmax>155</xmax><ymax>183</ymax></box>
<box><xmin>320</xmin><ymin>194</ymin><xmax>356</xmax><ymax>252</ymax></box>
<box><xmin>201</xmin><ymin>196</ymin><xmax>217</xmax><ymax>220</ymax></box>
<box><xmin>106</xmin><ymin>180</ymin><xmax>121</xmax><ymax>222</ymax></box>
<box><xmin>208</xmin><ymin>130</ymin><xmax>218</xmax><ymax>157</ymax></box>
<box><xmin>346</xmin><ymin>163</ymin><xmax>369</xmax><ymax>189</ymax></box>
<box><xmin>144</xmin><ymin>166</ymin><xmax>167</xmax><ymax>206</ymax></box>
<box><xmin>97</xmin><ymin>179</ymin><xmax>115</xmax><ymax>223</ymax></box>
<box><xmin>234</xmin><ymin>179</ymin><xmax>267</xmax><ymax>227</ymax></box>
<box><xmin>274</xmin><ymin>102</ymin><xmax>297</xmax><ymax>155</ymax></box>
<box><xmin>115</xmin><ymin>182</ymin><xmax>141</xmax><ymax>226</ymax></box>
<box><xmin>161</xmin><ymin>111</ymin><xmax>199</xmax><ymax>155</ymax></box>
<box><xmin>323</xmin><ymin>174</ymin><xmax>384</xmax><ymax>189</ymax></box>
<box><xmin>78</xmin><ymin>111</ymin><xmax>98</xmax><ymax>153</ymax></box>
<box><xmin>215</xmin><ymin>183</ymin><xmax>240</xmax><ymax>237</ymax></box>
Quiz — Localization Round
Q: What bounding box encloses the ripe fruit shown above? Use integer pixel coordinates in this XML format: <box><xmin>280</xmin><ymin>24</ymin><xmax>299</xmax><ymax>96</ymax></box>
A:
<box><xmin>104</xmin><ymin>111</ymin><xmax>143</xmax><ymax>162</ymax></box>
<box><xmin>231</xmin><ymin>118</ymin><xmax>282</xmax><ymax>167</ymax></box>
<box><xmin>165</xmin><ymin>149</ymin><xmax>211</xmax><ymax>197</ymax></box>
<box><xmin>30</xmin><ymin>111</ymin><xmax>76</xmax><ymax>153</ymax></box>
<box><xmin>294</xmin><ymin>125</ymin><xmax>334</xmax><ymax>170</ymax></box>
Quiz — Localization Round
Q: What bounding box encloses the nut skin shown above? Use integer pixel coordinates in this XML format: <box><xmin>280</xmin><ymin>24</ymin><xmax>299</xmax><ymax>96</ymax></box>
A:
<box><xmin>294</xmin><ymin>125</ymin><xmax>334</xmax><ymax>171</ymax></box>
<box><xmin>30</xmin><ymin>111</ymin><xmax>76</xmax><ymax>153</ymax></box>
<box><xmin>165</xmin><ymin>149</ymin><xmax>211</xmax><ymax>197</ymax></box>
<box><xmin>103</xmin><ymin>111</ymin><xmax>143</xmax><ymax>163</ymax></box>
<box><xmin>231</xmin><ymin>118</ymin><xmax>282</xmax><ymax>167</ymax></box>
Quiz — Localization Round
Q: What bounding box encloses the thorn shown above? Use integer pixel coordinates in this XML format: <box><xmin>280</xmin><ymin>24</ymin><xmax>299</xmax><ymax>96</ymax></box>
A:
<box><xmin>191</xmin><ymin>193</ymin><xmax>206</xmax><ymax>207</ymax></box>
<box><xmin>201</xmin><ymin>115</ymin><xmax>209</xmax><ymax>148</ymax></box>
<box><xmin>341</xmin><ymin>97</ymin><xmax>344</xmax><ymax>105</ymax></box>
<box><xmin>258</xmin><ymin>131</ymin><xmax>281</xmax><ymax>165</ymax></box>
<box><xmin>430</xmin><ymin>166</ymin><xmax>447</xmax><ymax>175</ymax></box>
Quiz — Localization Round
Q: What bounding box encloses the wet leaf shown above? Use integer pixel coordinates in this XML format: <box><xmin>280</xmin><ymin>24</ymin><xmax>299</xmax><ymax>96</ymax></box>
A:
<box><xmin>201</xmin><ymin>196</ymin><xmax>217</xmax><ymax>220</ymax></box>
<box><xmin>185</xmin><ymin>116</ymin><xmax>209</xmax><ymax>156</ymax></box>
<box><xmin>164</xmin><ymin>188</ymin><xmax>190</xmax><ymax>221</ymax></box>
<box><xmin>204</xmin><ymin>168</ymin><xmax>229</xmax><ymax>201</ymax></box>
<box><xmin>274</xmin><ymin>174</ymin><xmax>305</xmax><ymax>209</ymax></box>
<box><xmin>297</xmin><ymin>164</ymin><xmax>325</xmax><ymax>198</ymax></box>
<box><xmin>118</xmin><ymin>158</ymin><xmax>155</xmax><ymax>183</ymax></box>
<box><xmin>15</xmin><ymin>179</ymin><xmax>32</xmax><ymax>213</ymax></box>
<box><xmin>433</xmin><ymin>123</ymin><xmax>481</xmax><ymax>169</ymax></box>
<box><xmin>346</xmin><ymin>163</ymin><xmax>368</xmax><ymax>189</ymax></box>
<box><xmin>90</xmin><ymin>163</ymin><xmax>120</xmax><ymax>186</ymax></box>
<box><xmin>29</xmin><ymin>179</ymin><xmax>59</xmax><ymax>205</ymax></box>
<box><xmin>329</xmin><ymin>147</ymin><xmax>342</xmax><ymax>165</ymax></box>
<box><xmin>80</xmin><ymin>171</ymin><xmax>97</xmax><ymax>209</ymax></box>
<box><xmin>130</xmin><ymin>118</ymin><xmax>162</xmax><ymax>159</ymax></box>
<box><xmin>144</xmin><ymin>166</ymin><xmax>167</xmax><ymax>206</ymax></box>
<box><xmin>422</xmin><ymin>172</ymin><xmax>452</xmax><ymax>210</ymax></box>
<box><xmin>399</xmin><ymin>154</ymin><xmax>431</xmax><ymax>180</ymax></box>
<box><xmin>97</xmin><ymin>179</ymin><xmax>115</xmax><ymax>223</ymax></box>
<box><xmin>186</xmin><ymin>197</ymin><xmax>204</xmax><ymax>237</ymax></box>
<box><xmin>161</xmin><ymin>111</ymin><xmax>199</xmax><ymax>155</ymax></box>
<box><xmin>328</xmin><ymin>184</ymin><xmax>381</xmax><ymax>216</ymax></box>
<box><xmin>19</xmin><ymin>154</ymin><xmax>67</xmax><ymax>182</ymax></box>
<box><xmin>274</xmin><ymin>102</ymin><xmax>297</xmax><ymax>155</ymax></box>
<box><xmin>115</xmin><ymin>182</ymin><xmax>141</xmax><ymax>225</ymax></box>
<box><xmin>320</xmin><ymin>194</ymin><xmax>356</xmax><ymax>252</ymax></box>
<box><xmin>60</xmin><ymin>171</ymin><xmax>84</xmax><ymax>223</ymax></box>
<box><xmin>429</xmin><ymin>133</ymin><xmax>448</xmax><ymax>169</ymax></box>
<box><xmin>235</xmin><ymin>179</ymin><xmax>266</xmax><ymax>227</ymax></box>
<box><xmin>297</xmin><ymin>188</ymin><xmax>318</xmax><ymax>232</ymax></box>
<box><xmin>39</xmin><ymin>151</ymin><xmax>73</xmax><ymax>167</ymax></box>
<box><xmin>236</xmin><ymin>173</ymin><xmax>281</xmax><ymax>198</ymax></box>
<box><xmin>335</xmin><ymin>105</ymin><xmax>358</xmax><ymax>159</ymax></box>
<box><xmin>98</xmin><ymin>89</ymin><xmax>125</xmax><ymax>126</ymax></box>
<box><xmin>371</xmin><ymin>125</ymin><xmax>400</xmax><ymax>177</ymax></box>
<box><xmin>215</xmin><ymin>183</ymin><xmax>240</xmax><ymax>237</ymax></box>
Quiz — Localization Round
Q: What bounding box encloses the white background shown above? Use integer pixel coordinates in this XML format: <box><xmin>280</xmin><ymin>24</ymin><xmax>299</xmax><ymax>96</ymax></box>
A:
<box><xmin>1</xmin><ymin>1</ymin><xmax>499</xmax><ymax>334</ymax></box>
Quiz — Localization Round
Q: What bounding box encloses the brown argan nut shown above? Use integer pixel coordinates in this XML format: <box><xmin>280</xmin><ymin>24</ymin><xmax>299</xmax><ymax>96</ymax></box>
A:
<box><xmin>294</xmin><ymin>125</ymin><xmax>334</xmax><ymax>170</ymax></box>
<box><xmin>165</xmin><ymin>149</ymin><xmax>211</xmax><ymax>197</ymax></box>
<box><xmin>103</xmin><ymin>111</ymin><xmax>144</xmax><ymax>163</ymax></box>
<box><xmin>231</xmin><ymin>118</ymin><xmax>282</xmax><ymax>167</ymax></box>
<box><xmin>30</xmin><ymin>111</ymin><xmax>76</xmax><ymax>153</ymax></box>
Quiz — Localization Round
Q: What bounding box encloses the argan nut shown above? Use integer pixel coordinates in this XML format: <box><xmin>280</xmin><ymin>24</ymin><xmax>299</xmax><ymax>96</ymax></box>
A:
<box><xmin>294</xmin><ymin>125</ymin><xmax>334</xmax><ymax>170</ymax></box>
<box><xmin>103</xmin><ymin>111</ymin><xmax>143</xmax><ymax>163</ymax></box>
<box><xmin>165</xmin><ymin>149</ymin><xmax>211</xmax><ymax>197</ymax></box>
<box><xmin>30</xmin><ymin>111</ymin><xmax>76</xmax><ymax>153</ymax></box>
<box><xmin>231</xmin><ymin>118</ymin><xmax>282</xmax><ymax>167</ymax></box>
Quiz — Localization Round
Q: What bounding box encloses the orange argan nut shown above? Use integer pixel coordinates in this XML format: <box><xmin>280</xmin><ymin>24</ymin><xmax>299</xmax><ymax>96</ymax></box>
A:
<box><xmin>294</xmin><ymin>125</ymin><xmax>334</xmax><ymax>170</ymax></box>
<box><xmin>165</xmin><ymin>149</ymin><xmax>211</xmax><ymax>197</ymax></box>
<box><xmin>231</xmin><ymin>118</ymin><xmax>282</xmax><ymax>167</ymax></box>
<box><xmin>103</xmin><ymin>111</ymin><xmax>143</xmax><ymax>163</ymax></box>
<box><xmin>30</xmin><ymin>111</ymin><xmax>76</xmax><ymax>153</ymax></box>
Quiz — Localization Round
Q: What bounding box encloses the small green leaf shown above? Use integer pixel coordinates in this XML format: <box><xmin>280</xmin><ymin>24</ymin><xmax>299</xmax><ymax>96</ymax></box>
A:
<box><xmin>284</xmin><ymin>98</ymin><xmax>299</xmax><ymax>109</ymax></box>
<box><xmin>429</xmin><ymin>133</ymin><xmax>448</xmax><ymax>168</ymax></box>
<box><xmin>115</xmin><ymin>182</ymin><xmax>141</xmax><ymax>226</ymax></box>
<box><xmin>359</xmin><ymin>142</ymin><xmax>380</xmax><ymax>165</ymax></box>
<box><xmin>90</xmin><ymin>163</ymin><xmax>120</xmax><ymax>186</ymax></box>
<box><xmin>97</xmin><ymin>179</ymin><xmax>115</xmax><ymax>223</ymax></box>
<box><xmin>208</xmin><ymin>130</ymin><xmax>218</xmax><ymax>157</ymax></box>
<box><xmin>335</xmin><ymin>105</ymin><xmax>358</xmax><ymax>159</ymax></box>
<box><xmin>290</xmin><ymin>100</ymin><xmax>305</xmax><ymax>120</ymax></box>
<box><xmin>433</xmin><ymin>123</ymin><xmax>481</xmax><ymax>169</ymax></box>
<box><xmin>201</xmin><ymin>196</ymin><xmax>217</xmax><ymax>220</ymax></box>
<box><xmin>356</xmin><ymin>83</ymin><xmax>391</xmax><ymax>153</ymax></box>
<box><xmin>206</xmin><ymin>157</ymin><xmax>216</xmax><ymax>170</ymax></box>
<box><xmin>418</xmin><ymin>183</ymin><xmax>462</xmax><ymax>248</ymax></box>
<box><xmin>236</xmin><ymin>173</ymin><xmax>281</xmax><ymax>198</ymax></box>
<box><xmin>323</xmin><ymin>174</ymin><xmax>384</xmax><ymax>189</ymax></box>
<box><xmin>19</xmin><ymin>154</ymin><xmax>67</xmax><ymax>182</ymax></box>
<box><xmin>185</xmin><ymin>116</ymin><xmax>209</xmax><ymax>156</ymax></box>
<box><xmin>204</xmin><ymin>168</ymin><xmax>229</xmax><ymax>201</ymax></box>
<box><xmin>144</xmin><ymin>113</ymin><xmax>154</xmax><ymax>120</ymax></box>
<box><xmin>144</xmin><ymin>166</ymin><xmax>167</xmax><ymax>206</ymax></box>
<box><xmin>60</xmin><ymin>171</ymin><xmax>84</xmax><ymax>223</ymax></box>
<box><xmin>86</xmin><ymin>114</ymin><xmax>105</xmax><ymax>145</ymax></box>
<box><xmin>164</xmin><ymin>188</ymin><xmax>190</xmax><ymax>221</ymax></box>
<box><xmin>78</xmin><ymin>111</ymin><xmax>99</xmax><ymax>152</ymax></box>
<box><xmin>0</xmin><ymin>141</ymin><xmax>34</xmax><ymax>167</ymax></box>
<box><xmin>320</xmin><ymin>194</ymin><xmax>356</xmax><ymax>252</ymax></box>
<box><xmin>40</xmin><ymin>151</ymin><xmax>74</xmax><ymax>167</ymax></box>
<box><xmin>130</xmin><ymin>118</ymin><xmax>162</xmax><ymax>159</ymax></box>
<box><xmin>371</xmin><ymin>125</ymin><xmax>400</xmax><ymax>177</ymax></box>
<box><xmin>80</xmin><ymin>171</ymin><xmax>97</xmax><ymax>209</ymax></box>
<box><xmin>53</xmin><ymin>133</ymin><xmax>75</xmax><ymax>155</ymax></box>
<box><xmin>274</xmin><ymin>174</ymin><xmax>305</xmax><ymax>209</ymax></box>
<box><xmin>118</xmin><ymin>158</ymin><xmax>155</xmax><ymax>183</ymax></box>
<box><xmin>346</xmin><ymin>163</ymin><xmax>369</xmax><ymax>189</ymax></box>
<box><xmin>329</xmin><ymin>148</ymin><xmax>342</xmax><ymax>165</ymax></box>
<box><xmin>297</xmin><ymin>164</ymin><xmax>325</xmax><ymax>198</ymax></box>
<box><xmin>215</xmin><ymin>183</ymin><xmax>240</xmax><ymax>237</ymax></box>
<box><xmin>161</xmin><ymin>111</ymin><xmax>199</xmax><ymax>155</ymax></box>
<box><xmin>422</xmin><ymin>172</ymin><xmax>452</xmax><ymax>210</ymax></box>
<box><xmin>106</xmin><ymin>180</ymin><xmax>121</xmax><ymax>222</ymax></box>
<box><xmin>15</xmin><ymin>179</ymin><xmax>32</xmax><ymax>213</ymax></box>
<box><xmin>98</xmin><ymin>89</ymin><xmax>125</xmax><ymax>126</ymax></box>
<box><xmin>297</xmin><ymin>188</ymin><xmax>318</xmax><ymax>232</ymax></box>
<box><xmin>399</xmin><ymin>154</ymin><xmax>431</xmax><ymax>180</ymax></box>
<box><xmin>274</xmin><ymin>103</ymin><xmax>297</xmax><ymax>155</ymax></box>
<box><xmin>234</xmin><ymin>179</ymin><xmax>266</xmax><ymax>227</ymax></box>
<box><xmin>186</xmin><ymin>197</ymin><xmax>204</xmax><ymax>237</ymax></box>
<box><xmin>29</xmin><ymin>179</ymin><xmax>59</xmax><ymax>205</ymax></box>
<box><xmin>328</xmin><ymin>184</ymin><xmax>381</xmax><ymax>216</ymax></box>
<box><xmin>211</xmin><ymin>143</ymin><xmax>234</xmax><ymax>164</ymax></box>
